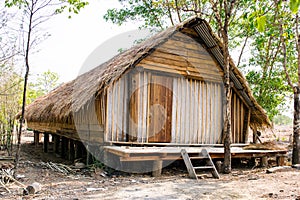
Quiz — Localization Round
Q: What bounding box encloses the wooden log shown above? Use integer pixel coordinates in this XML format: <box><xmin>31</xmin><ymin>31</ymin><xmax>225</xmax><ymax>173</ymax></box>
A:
<box><xmin>43</xmin><ymin>133</ymin><xmax>49</xmax><ymax>153</ymax></box>
<box><xmin>261</xmin><ymin>156</ymin><xmax>268</xmax><ymax>167</ymax></box>
<box><xmin>152</xmin><ymin>160</ymin><xmax>163</xmax><ymax>177</ymax></box>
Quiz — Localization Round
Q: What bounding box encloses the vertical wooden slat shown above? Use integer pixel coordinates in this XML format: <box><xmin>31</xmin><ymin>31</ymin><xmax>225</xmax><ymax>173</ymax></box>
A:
<box><xmin>176</xmin><ymin>78</ymin><xmax>182</xmax><ymax>143</ymax></box>
<box><xmin>142</xmin><ymin>71</ymin><xmax>148</xmax><ymax>143</ymax></box>
<box><xmin>188</xmin><ymin>79</ymin><xmax>192</xmax><ymax>143</ymax></box>
<box><xmin>207</xmin><ymin>83</ymin><xmax>211</xmax><ymax>144</ymax></box>
<box><xmin>137</xmin><ymin>72</ymin><xmax>143</xmax><ymax>142</ymax></box>
<box><xmin>238</xmin><ymin>98</ymin><xmax>241</xmax><ymax>143</ymax></box>
<box><xmin>106</xmin><ymin>86</ymin><xmax>112</xmax><ymax>142</ymax></box>
<box><xmin>197</xmin><ymin>81</ymin><xmax>202</xmax><ymax>143</ymax></box>
<box><xmin>171</xmin><ymin>78</ymin><xmax>177</xmax><ymax>143</ymax></box>
<box><xmin>146</xmin><ymin>73</ymin><xmax>151</xmax><ymax>143</ymax></box>
<box><xmin>184</xmin><ymin>79</ymin><xmax>189</xmax><ymax>143</ymax></box>
<box><xmin>122</xmin><ymin>75</ymin><xmax>128</xmax><ymax>141</ymax></box>
<box><xmin>180</xmin><ymin>78</ymin><xmax>184</xmax><ymax>143</ymax></box>
<box><xmin>194</xmin><ymin>80</ymin><xmax>199</xmax><ymax>143</ymax></box>
<box><xmin>232</xmin><ymin>93</ymin><xmax>236</xmax><ymax>143</ymax></box>
<box><xmin>217</xmin><ymin>84</ymin><xmax>222</xmax><ymax>143</ymax></box>
<box><xmin>240</xmin><ymin>103</ymin><xmax>244</xmax><ymax>143</ymax></box>
<box><xmin>112</xmin><ymin>80</ymin><xmax>118</xmax><ymax>141</ymax></box>
<box><xmin>201</xmin><ymin>82</ymin><xmax>206</xmax><ymax>144</ymax></box>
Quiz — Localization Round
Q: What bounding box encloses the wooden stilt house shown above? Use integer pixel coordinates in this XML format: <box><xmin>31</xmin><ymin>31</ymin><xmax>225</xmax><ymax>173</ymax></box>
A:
<box><xmin>23</xmin><ymin>17</ymin><xmax>271</xmax><ymax>151</ymax></box>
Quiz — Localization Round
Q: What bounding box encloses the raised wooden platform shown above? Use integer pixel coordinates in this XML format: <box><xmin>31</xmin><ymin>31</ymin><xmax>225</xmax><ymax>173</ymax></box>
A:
<box><xmin>103</xmin><ymin>146</ymin><xmax>287</xmax><ymax>162</ymax></box>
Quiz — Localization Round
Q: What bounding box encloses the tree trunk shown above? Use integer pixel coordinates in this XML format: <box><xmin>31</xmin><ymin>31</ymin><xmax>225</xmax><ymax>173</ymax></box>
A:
<box><xmin>15</xmin><ymin>3</ymin><xmax>33</xmax><ymax>169</ymax></box>
<box><xmin>293</xmin><ymin>86</ymin><xmax>300</xmax><ymax>164</ymax></box>
<box><xmin>222</xmin><ymin>29</ymin><xmax>232</xmax><ymax>174</ymax></box>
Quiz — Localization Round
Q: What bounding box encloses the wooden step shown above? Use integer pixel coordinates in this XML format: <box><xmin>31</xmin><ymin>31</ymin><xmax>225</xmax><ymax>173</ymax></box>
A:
<box><xmin>181</xmin><ymin>148</ymin><xmax>220</xmax><ymax>179</ymax></box>
<box><xmin>189</xmin><ymin>156</ymin><xmax>207</xmax><ymax>160</ymax></box>
<box><xmin>193</xmin><ymin>166</ymin><xmax>214</xmax><ymax>170</ymax></box>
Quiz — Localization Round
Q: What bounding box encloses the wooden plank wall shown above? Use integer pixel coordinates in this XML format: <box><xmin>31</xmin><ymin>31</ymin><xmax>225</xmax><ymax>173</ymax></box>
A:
<box><xmin>73</xmin><ymin>95</ymin><xmax>105</xmax><ymax>143</ymax></box>
<box><xmin>231</xmin><ymin>91</ymin><xmax>248</xmax><ymax>143</ymax></box>
<box><xmin>106</xmin><ymin>74</ymin><xmax>129</xmax><ymax>142</ymax></box>
<box><xmin>171</xmin><ymin>78</ymin><xmax>223</xmax><ymax>144</ymax></box>
<box><xmin>139</xmin><ymin>31</ymin><xmax>223</xmax><ymax>83</ymax></box>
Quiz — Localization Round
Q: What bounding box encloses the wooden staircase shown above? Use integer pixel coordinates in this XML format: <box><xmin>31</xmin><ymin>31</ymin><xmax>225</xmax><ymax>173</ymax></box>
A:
<box><xmin>181</xmin><ymin>149</ymin><xmax>220</xmax><ymax>179</ymax></box>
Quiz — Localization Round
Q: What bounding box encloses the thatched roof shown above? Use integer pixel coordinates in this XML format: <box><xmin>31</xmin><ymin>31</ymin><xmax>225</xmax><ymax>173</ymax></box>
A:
<box><xmin>23</xmin><ymin>17</ymin><xmax>271</xmax><ymax>128</ymax></box>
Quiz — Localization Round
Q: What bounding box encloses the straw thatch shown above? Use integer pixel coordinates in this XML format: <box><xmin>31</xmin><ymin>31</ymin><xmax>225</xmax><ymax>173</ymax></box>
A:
<box><xmin>23</xmin><ymin>17</ymin><xmax>271</xmax><ymax>129</ymax></box>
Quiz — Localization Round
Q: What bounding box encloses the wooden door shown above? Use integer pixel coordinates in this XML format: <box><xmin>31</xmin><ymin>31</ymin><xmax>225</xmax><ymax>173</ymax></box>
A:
<box><xmin>148</xmin><ymin>75</ymin><xmax>173</xmax><ymax>143</ymax></box>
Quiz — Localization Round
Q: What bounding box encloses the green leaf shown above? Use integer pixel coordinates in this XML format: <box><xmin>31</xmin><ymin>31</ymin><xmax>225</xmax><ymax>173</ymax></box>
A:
<box><xmin>256</xmin><ymin>15</ymin><xmax>266</xmax><ymax>32</ymax></box>
<box><xmin>289</xmin><ymin>0</ymin><xmax>300</xmax><ymax>13</ymax></box>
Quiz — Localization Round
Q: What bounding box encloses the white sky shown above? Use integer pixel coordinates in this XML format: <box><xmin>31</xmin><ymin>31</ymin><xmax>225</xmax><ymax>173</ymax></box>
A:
<box><xmin>30</xmin><ymin>0</ymin><xmax>145</xmax><ymax>83</ymax></box>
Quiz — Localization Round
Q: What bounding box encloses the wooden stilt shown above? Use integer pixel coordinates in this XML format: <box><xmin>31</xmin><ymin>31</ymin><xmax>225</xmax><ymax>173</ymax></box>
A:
<box><xmin>43</xmin><ymin>133</ymin><xmax>49</xmax><ymax>153</ymax></box>
<box><xmin>261</xmin><ymin>156</ymin><xmax>268</xmax><ymax>167</ymax></box>
<box><xmin>68</xmin><ymin>140</ymin><xmax>75</xmax><ymax>161</ymax></box>
<box><xmin>61</xmin><ymin>137</ymin><xmax>68</xmax><ymax>159</ymax></box>
<box><xmin>152</xmin><ymin>160</ymin><xmax>163</xmax><ymax>177</ymax></box>
<box><xmin>86</xmin><ymin>151</ymin><xmax>93</xmax><ymax>165</ymax></box>
<box><xmin>33</xmin><ymin>131</ymin><xmax>40</xmax><ymax>148</ymax></box>
<box><xmin>75</xmin><ymin>141</ymin><xmax>83</xmax><ymax>159</ymax></box>
<box><xmin>53</xmin><ymin>135</ymin><xmax>60</xmax><ymax>155</ymax></box>
<box><xmin>276</xmin><ymin>155</ymin><xmax>285</xmax><ymax>166</ymax></box>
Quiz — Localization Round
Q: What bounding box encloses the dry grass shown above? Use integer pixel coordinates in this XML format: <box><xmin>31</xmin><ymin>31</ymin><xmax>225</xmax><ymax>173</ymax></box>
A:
<box><xmin>243</xmin><ymin>141</ymin><xmax>287</xmax><ymax>151</ymax></box>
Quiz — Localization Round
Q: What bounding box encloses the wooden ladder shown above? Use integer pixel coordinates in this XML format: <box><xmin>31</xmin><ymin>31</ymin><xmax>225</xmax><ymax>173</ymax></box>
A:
<box><xmin>181</xmin><ymin>149</ymin><xmax>220</xmax><ymax>179</ymax></box>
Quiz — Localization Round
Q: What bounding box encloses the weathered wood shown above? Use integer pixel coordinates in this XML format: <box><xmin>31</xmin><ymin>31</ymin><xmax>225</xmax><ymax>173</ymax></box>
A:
<box><xmin>75</xmin><ymin>141</ymin><xmax>84</xmax><ymax>159</ymax></box>
<box><xmin>68</xmin><ymin>139</ymin><xmax>75</xmax><ymax>161</ymax></box>
<box><xmin>53</xmin><ymin>134</ymin><xmax>60</xmax><ymax>154</ymax></box>
<box><xmin>181</xmin><ymin>149</ymin><xmax>197</xmax><ymax>179</ymax></box>
<box><xmin>61</xmin><ymin>137</ymin><xmax>68</xmax><ymax>159</ymax></box>
<box><xmin>152</xmin><ymin>160</ymin><xmax>163</xmax><ymax>177</ymax></box>
<box><xmin>43</xmin><ymin>133</ymin><xmax>49</xmax><ymax>153</ymax></box>
<box><xmin>261</xmin><ymin>156</ymin><xmax>268</xmax><ymax>167</ymax></box>
<box><xmin>276</xmin><ymin>155</ymin><xmax>285</xmax><ymax>166</ymax></box>
<box><xmin>34</xmin><ymin>131</ymin><xmax>40</xmax><ymax>147</ymax></box>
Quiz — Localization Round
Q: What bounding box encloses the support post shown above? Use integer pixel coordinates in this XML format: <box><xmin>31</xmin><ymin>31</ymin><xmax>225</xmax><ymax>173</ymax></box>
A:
<box><xmin>33</xmin><ymin>131</ymin><xmax>40</xmax><ymax>148</ymax></box>
<box><xmin>43</xmin><ymin>133</ymin><xmax>49</xmax><ymax>153</ymax></box>
<box><xmin>53</xmin><ymin>135</ymin><xmax>60</xmax><ymax>155</ymax></box>
<box><xmin>261</xmin><ymin>156</ymin><xmax>268</xmax><ymax>167</ymax></box>
<box><xmin>276</xmin><ymin>156</ymin><xmax>285</xmax><ymax>166</ymax></box>
<box><xmin>152</xmin><ymin>160</ymin><xmax>163</xmax><ymax>177</ymax></box>
<box><xmin>68</xmin><ymin>140</ymin><xmax>75</xmax><ymax>161</ymax></box>
<box><xmin>61</xmin><ymin>137</ymin><xmax>68</xmax><ymax>159</ymax></box>
<box><xmin>75</xmin><ymin>141</ymin><xmax>83</xmax><ymax>159</ymax></box>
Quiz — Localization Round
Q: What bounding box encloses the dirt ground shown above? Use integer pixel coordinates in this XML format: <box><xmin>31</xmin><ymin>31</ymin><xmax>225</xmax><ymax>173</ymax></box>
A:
<box><xmin>0</xmin><ymin>125</ymin><xmax>299</xmax><ymax>200</ymax></box>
